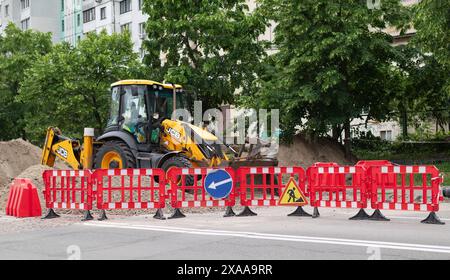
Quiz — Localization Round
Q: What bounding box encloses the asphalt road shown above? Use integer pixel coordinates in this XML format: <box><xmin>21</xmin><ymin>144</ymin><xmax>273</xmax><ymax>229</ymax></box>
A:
<box><xmin>0</xmin><ymin>206</ymin><xmax>450</xmax><ymax>260</ymax></box>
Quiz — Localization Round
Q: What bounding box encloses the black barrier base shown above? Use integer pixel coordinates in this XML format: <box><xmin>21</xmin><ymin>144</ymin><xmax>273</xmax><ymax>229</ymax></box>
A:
<box><xmin>81</xmin><ymin>210</ymin><xmax>94</xmax><ymax>221</ymax></box>
<box><xmin>369</xmin><ymin>209</ymin><xmax>390</xmax><ymax>221</ymax></box>
<box><xmin>349</xmin><ymin>209</ymin><xmax>371</xmax><ymax>220</ymax></box>
<box><xmin>237</xmin><ymin>206</ymin><xmax>257</xmax><ymax>217</ymax></box>
<box><xmin>223</xmin><ymin>206</ymin><xmax>236</xmax><ymax>217</ymax></box>
<box><xmin>421</xmin><ymin>212</ymin><xmax>445</xmax><ymax>225</ymax></box>
<box><xmin>288</xmin><ymin>206</ymin><xmax>312</xmax><ymax>217</ymax></box>
<box><xmin>42</xmin><ymin>209</ymin><xmax>60</xmax><ymax>220</ymax></box>
<box><xmin>153</xmin><ymin>209</ymin><xmax>166</xmax><ymax>220</ymax></box>
<box><xmin>169</xmin><ymin>208</ymin><xmax>186</xmax><ymax>219</ymax></box>
<box><xmin>98</xmin><ymin>210</ymin><xmax>108</xmax><ymax>221</ymax></box>
<box><xmin>312</xmin><ymin>207</ymin><xmax>320</xmax><ymax>219</ymax></box>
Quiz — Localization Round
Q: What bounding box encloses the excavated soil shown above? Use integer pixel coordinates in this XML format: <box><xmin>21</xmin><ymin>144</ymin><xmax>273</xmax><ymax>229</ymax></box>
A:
<box><xmin>0</xmin><ymin>139</ymin><xmax>67</xmax><ymax>212</ymax></box>
<box><xmin>278</xmin><ymin>135</ymin><xmax>353</xmax><ymax>168</ymax></box>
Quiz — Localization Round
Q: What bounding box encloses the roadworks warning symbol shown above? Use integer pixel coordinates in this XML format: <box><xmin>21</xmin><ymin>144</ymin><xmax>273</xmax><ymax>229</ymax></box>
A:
<box><xmin>278</xmin><ymin>178</ymin><xmax>308</xmax><ymax>206</ymax></box>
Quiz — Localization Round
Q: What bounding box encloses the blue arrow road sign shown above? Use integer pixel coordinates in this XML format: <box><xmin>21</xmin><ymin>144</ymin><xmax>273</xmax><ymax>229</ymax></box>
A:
<box><xmin>204</xmin><ymin>169</ymin><xmax>233</xmax><ymax>199</ymax></box>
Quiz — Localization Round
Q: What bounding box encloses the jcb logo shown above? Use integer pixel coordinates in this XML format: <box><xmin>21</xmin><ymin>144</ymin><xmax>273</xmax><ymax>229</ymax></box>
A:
<box><xmin>167</xmin><ymin>128</ymin><xmax>181</xmax><ymax>140</ymax></box>
<box><xmin>56</xmin><ymin>147</ymin><xmax>68</xmax><ymax>159</ymax></box>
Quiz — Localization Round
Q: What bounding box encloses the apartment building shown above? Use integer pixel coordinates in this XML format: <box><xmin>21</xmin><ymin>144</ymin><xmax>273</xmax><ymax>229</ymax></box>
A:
<box><xmin>0</xmin><ymin>0</ymin><xmax>61</xmax><ymax>42</ymax></box>
<box><xmin>79</xmin><ymin>0</ymin><xmax>147</xmax><ymax>55</ymax></box>
<box><xmin>61</xmin><ymin>0</ymin><xmax>83</xmax><ymax>45</ymax></box>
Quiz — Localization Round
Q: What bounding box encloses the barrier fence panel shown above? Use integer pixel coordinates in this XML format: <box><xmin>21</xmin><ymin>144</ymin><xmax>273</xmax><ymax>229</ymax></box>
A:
<box><xmin>367</xmin><ymin>166</ymin><xmax>443</xmax><ymax>224</ymax></box>
<box><xmin>94</xmin><ymin>168</ymin><xmax>166</xmax><ymax>220</ymax></box>
<box><xmin>167</xmin><ymin>167</ymin><xmax>236</xmax><ymax>218</ymax></box>
<box><xmin>307</xmin><ymin>166</ymin><xmax>367</xmax><ymax>219</ymax></box>
<box><xmin>237</xmin><ymin>167</ymin><xmax>306</xmax><ymax>216</ymax></box>
<box><xmin>42</xmin><ymin>170</ymin><xmax>93</xmax><ymax>220</ymax></box>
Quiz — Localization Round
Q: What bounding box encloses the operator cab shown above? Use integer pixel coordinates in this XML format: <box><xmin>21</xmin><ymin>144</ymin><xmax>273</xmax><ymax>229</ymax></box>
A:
<box><xmin>106</xmin><ymin>80</ymin><xmax>186</xmax><ymax>150</ymax></box>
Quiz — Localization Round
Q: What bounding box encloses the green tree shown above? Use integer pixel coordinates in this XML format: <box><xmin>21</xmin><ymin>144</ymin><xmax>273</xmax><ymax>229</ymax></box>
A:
<box><xmin>0</xmin><ymin>23</ymin><xmax>53</xmax><ymax>140</ymax></box>
<box><xmin>142</xmin><ymin>0</ymin><xmax>268</xmax><ymax>109</ymax></box>
<box><xmin>19</xmin><ymin>31</ymin><xmax>146</xmax><ymax>144</ymax></box>
<box><xmin>411</xmin><ymin>0</ymin><xmax>450</xmax><ymax>131</ymax></box>
<box><xmin>249</xmin><ymin>0</ymin><xmax>408</xmax><ymax>147</ymax></box>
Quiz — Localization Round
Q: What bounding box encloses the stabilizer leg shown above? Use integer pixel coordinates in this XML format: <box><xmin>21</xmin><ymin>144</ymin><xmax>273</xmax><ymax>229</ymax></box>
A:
<box><xmin>81</xmin><ymin>210</ymin><xmax>94</xmax><ymax>221</ymax></box>
<box><xmin>349</xmin><ymin>208</ymin><xmax>370</xmax><ymax>220</ymax></box>
<box><xmin>288</xmin><ymin>206</ymin><xmax>312</xmax><ymax>217</ymax></box>
<box><xmin>42</xmin><ymin>209</ymin><xmax>60</xmax><ymax>220</ymax></box>
<box><xmin>312</xmin><ymin>207</ymin><xmax>320</xmax><ymax>219</ymax></box>
<box><xmin>369</xmin><ymin>209</ymin><xmax>390</xmax><ymax>221</ymax></box>
<box><xmin>153</xmin><ymin>209</ymin><xmax>166</xmax><ymax>220</ymax></box>
<box><xmin>169</xmin><ymin>208</ymin><xmax>186</xmax><ymax>219</ymax></box>
<box><xmin>223</xmin><ymin>206</ymin><xmax>236</xmax><ymax>217</ymax></box>
<box><xmin>421</xmin><ymin>212</ymin><xmax>445</xmax><ymax>225</ymax></box>
<box><xmin>98</xmin><ymin>210</ymin><xmax>108</xmax><ymax>221</ymax></box>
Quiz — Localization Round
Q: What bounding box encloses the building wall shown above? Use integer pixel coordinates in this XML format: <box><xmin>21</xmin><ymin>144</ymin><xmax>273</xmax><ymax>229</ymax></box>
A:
<box><xmin>80</xmin><ymin>0</ymin><xmax>147</xmax><ymax>55</ymax></box>
<box><xmin>62</xmin><ymin>0</ymin><xmax>83</xmax><ymax>46</ymax></box>
<box><xmin>0</xmin><ymin>0</ymin><xmax>61</xmax><ymax>43</ymax></box>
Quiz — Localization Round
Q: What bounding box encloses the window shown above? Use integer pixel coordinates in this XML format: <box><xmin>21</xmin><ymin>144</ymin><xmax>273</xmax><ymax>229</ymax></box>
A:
<box><xmin>21</xmin><ymin>0</ymin><xmax>30</xmax><ymax>10</ymax></box>
<box><xmin>139</xmin><ymin>0</ymin><xmax>143</xmax><ymax>10</ymax></box>
<box><xmin>62</xmin><ymin>20</ymin><xmax>65</xmax><ymax>32</ymax></box>
<box><xmin>83</xmin><ymin>8</ymin><xmax>95</xmax><ymax>23</ymax></box>
<box><xmin>5</xmin><ymin>5</ymin><xmax>9</xmax><ymax>17</ymax></box>
<box><xmin>21</xmin><ymin>18</ymin><xmax>30</xmax><ymax>30</ymax></box>
<box><xmin>139</xmin><ymin>22</ymin><xmax>146</xmax><ymax>38</ymax></box>
<box><xmin>119</xmin><ymin>0</ymin><xmax>132</xmax><ymax>14</ymax></box>
<box><xmin>380</xmin><ymin>130</ymin><xmax>392</xmax><ymax>141</ymax></box>
<box><xmin>61</xmin><ymin>0</ymin><xmax>64</xmax><ymax>11</ymax></box>
<box><xmin>120</xmin><ymin>23</ymin><xmax>131</xmax><ymax>34</ymax></box>
<box><xmin>77</xmin><ymin>14</ymin><xmax>81</xmax><ymax>26</ymax></box>
<box><xmin>100</xmin><ymin>7</ymin><xmax>106</xmax><ymax>20</ymax></box>
<box><xmin>117</xmin><ymin>85</ymin><xmax>149</xmax><ymax>143</ymax></box>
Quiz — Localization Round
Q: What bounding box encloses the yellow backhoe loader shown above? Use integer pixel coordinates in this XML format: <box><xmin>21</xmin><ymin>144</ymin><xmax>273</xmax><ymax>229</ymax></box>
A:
<box><xmin>41</xmin><ymin>80</ymin><xmax>278</xmax><ymax>176</ymax></box>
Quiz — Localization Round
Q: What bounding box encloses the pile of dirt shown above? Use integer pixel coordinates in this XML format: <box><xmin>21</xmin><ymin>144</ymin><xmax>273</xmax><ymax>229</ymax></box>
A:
<box><xmin>278</xmin><ymin>135</ymin><xmax>353</xmax><ymax>168</ymax></box>
<box><xmin>0</xmin><ymin>139</ymin><xmax>66</xmax><ymax>211</ymax></box>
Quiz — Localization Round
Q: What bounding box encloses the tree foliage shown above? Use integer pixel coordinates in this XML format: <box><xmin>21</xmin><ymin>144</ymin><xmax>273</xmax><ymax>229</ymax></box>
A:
<box><xmin>410</xmin><ymin>0</ymin><xmax>450</xmax><ymax>131</ymax></box>
<box><xmin>246</xmin><ymin>0</ymin><xmax>408</xmax><ymax>141</ymax></box>
<box><xmin>142</xmin><ymin>0</ymin><xmax>268</xmax><ymax>109</ymax></box>
<box><xmin>0</xmin><ymin>23</ymin><xmax>53</xmax><ymax>140</ymax></box>
<box><xmin>19</xmin><ymin>31</ymin><xmax>146</xmax><ymax>144</ymax></box>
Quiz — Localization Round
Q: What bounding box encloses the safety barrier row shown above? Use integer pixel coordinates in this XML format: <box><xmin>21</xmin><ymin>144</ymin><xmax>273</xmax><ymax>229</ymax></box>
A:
<box><xmin>41</xmin><ymin>161</ymin><xmax>446</xmax><ymax>224</ymax></box>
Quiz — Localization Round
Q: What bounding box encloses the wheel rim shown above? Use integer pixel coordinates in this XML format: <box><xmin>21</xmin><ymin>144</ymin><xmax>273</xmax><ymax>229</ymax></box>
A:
<box><xmin>101</xmin><ymin>151</ymin><xmax>123</xmax><ymax>169</ymax></box>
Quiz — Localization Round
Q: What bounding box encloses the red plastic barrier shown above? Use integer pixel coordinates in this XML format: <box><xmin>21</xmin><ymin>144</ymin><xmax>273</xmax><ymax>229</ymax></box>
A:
<box><xmin>42</xmin><ymin>170</ymin><xmax>93</xmax><ymax>210</ymax></box>
<box><xmin>367</xmin><ymin>165</ymin><xmax>442</xmax><ymax>212</ymax></box>
<box><xmin>238</xmin><ymin>167</ymin><xmax>306</xmax><ymax>207</ymax></box>
<box><xmin>6</xmin><ymin>179</ymin><xmax>42</xmax><ymax>218</ymax></box>
<box><xmin>308</xmin><ymin>165</ymin><xmax>367</xmax><ymax>209</ymax></box>
<box><xmin>94</xmin><ymin>169</ymin><xmax>166</xmax><ymax>210</ymax></box>
<box><xmin>167</xmin><ymin>167</ymin><xmax>236</xmax><ymax>209</ymax></box>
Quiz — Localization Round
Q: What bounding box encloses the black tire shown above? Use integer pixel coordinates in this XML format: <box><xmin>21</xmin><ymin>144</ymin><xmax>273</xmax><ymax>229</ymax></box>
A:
<box><xmin>94</xmin><ymin>140</ymin><xmax>136</xmax><ymax>169</ymax></box>
<box><xmin>161</xmin><ymin>156</ymin><xmax>194</xmax><ymax>186</ymax></box>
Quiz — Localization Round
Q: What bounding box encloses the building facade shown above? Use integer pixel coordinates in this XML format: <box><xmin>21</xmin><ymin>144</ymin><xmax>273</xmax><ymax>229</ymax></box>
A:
<box><xmin>0</xmin><ymin>0</ymin><xmax>61</xmax><ymax>42</ymax></box>
<box><xmin>61</xmin><ymin>0</ymin><xmax>83</xmax><ymax>45</ymax></box>
<box><xmin>78</xmin><ymin>0</ymin><xmax>148</xmax><ymax>55</ymax></box>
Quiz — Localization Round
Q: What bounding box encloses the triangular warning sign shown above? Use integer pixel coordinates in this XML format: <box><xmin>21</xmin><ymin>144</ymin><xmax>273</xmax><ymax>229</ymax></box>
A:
<box><xmin>278</xmin><ymin>178</ymin><xmax>308</xmax><ymax>206</ymax></box>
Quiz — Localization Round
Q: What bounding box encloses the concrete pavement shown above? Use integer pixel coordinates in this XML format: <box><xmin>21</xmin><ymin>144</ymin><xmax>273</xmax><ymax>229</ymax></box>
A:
<box><xmin>0</xmin><ymin>206</ymin><xmax>449</xmax><ymax>260</ymax></box>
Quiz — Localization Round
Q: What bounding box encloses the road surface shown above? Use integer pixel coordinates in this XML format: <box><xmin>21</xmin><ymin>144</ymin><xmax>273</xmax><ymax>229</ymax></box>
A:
<box><xmin>0</xmin><ymin>206</ymin><xmax>449</xmax><ymax>260</ymax></box>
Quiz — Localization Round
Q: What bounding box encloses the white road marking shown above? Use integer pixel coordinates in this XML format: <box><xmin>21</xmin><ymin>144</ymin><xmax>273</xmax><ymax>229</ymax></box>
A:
<box><xmin>84</xmin><ymin>222</ymin><xmax>450</xmax><ymax>254</ymax></box>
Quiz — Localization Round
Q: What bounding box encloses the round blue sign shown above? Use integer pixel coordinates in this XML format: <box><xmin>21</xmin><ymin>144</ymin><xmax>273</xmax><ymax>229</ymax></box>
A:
<box><xmin>204</xmin><ymin>169</ymin><xmax>233</xmax><ymax>199</ymax></box>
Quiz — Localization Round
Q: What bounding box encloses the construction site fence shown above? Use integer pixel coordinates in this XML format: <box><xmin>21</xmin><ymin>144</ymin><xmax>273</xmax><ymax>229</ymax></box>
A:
<box><xmin>41</xmin><ymin>161</ymin><xmax>446</xmax><ymax>224</ymax></box>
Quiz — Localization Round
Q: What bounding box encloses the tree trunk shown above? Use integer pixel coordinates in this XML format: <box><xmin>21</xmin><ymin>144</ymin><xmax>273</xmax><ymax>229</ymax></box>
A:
<box><xmin>401</xmin><ymin>108</ymin><xmax>408</xmax><ymax>138</ymax></box>
<box><xmin>344</xmin><ymin>120</ymin><xmax>351</xmax><ymax>159</ymax></box>
<box><xmin>332</xmin><ymin>125</ymin><xmax>341</xmax><ymax>141</ymax></box>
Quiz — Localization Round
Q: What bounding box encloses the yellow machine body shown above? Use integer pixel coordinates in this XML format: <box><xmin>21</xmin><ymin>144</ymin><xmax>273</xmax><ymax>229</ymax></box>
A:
<box><xmin>160</xmin><ymin>119</ymin><xmax>229</xmax><ymax>167</ymax></box>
